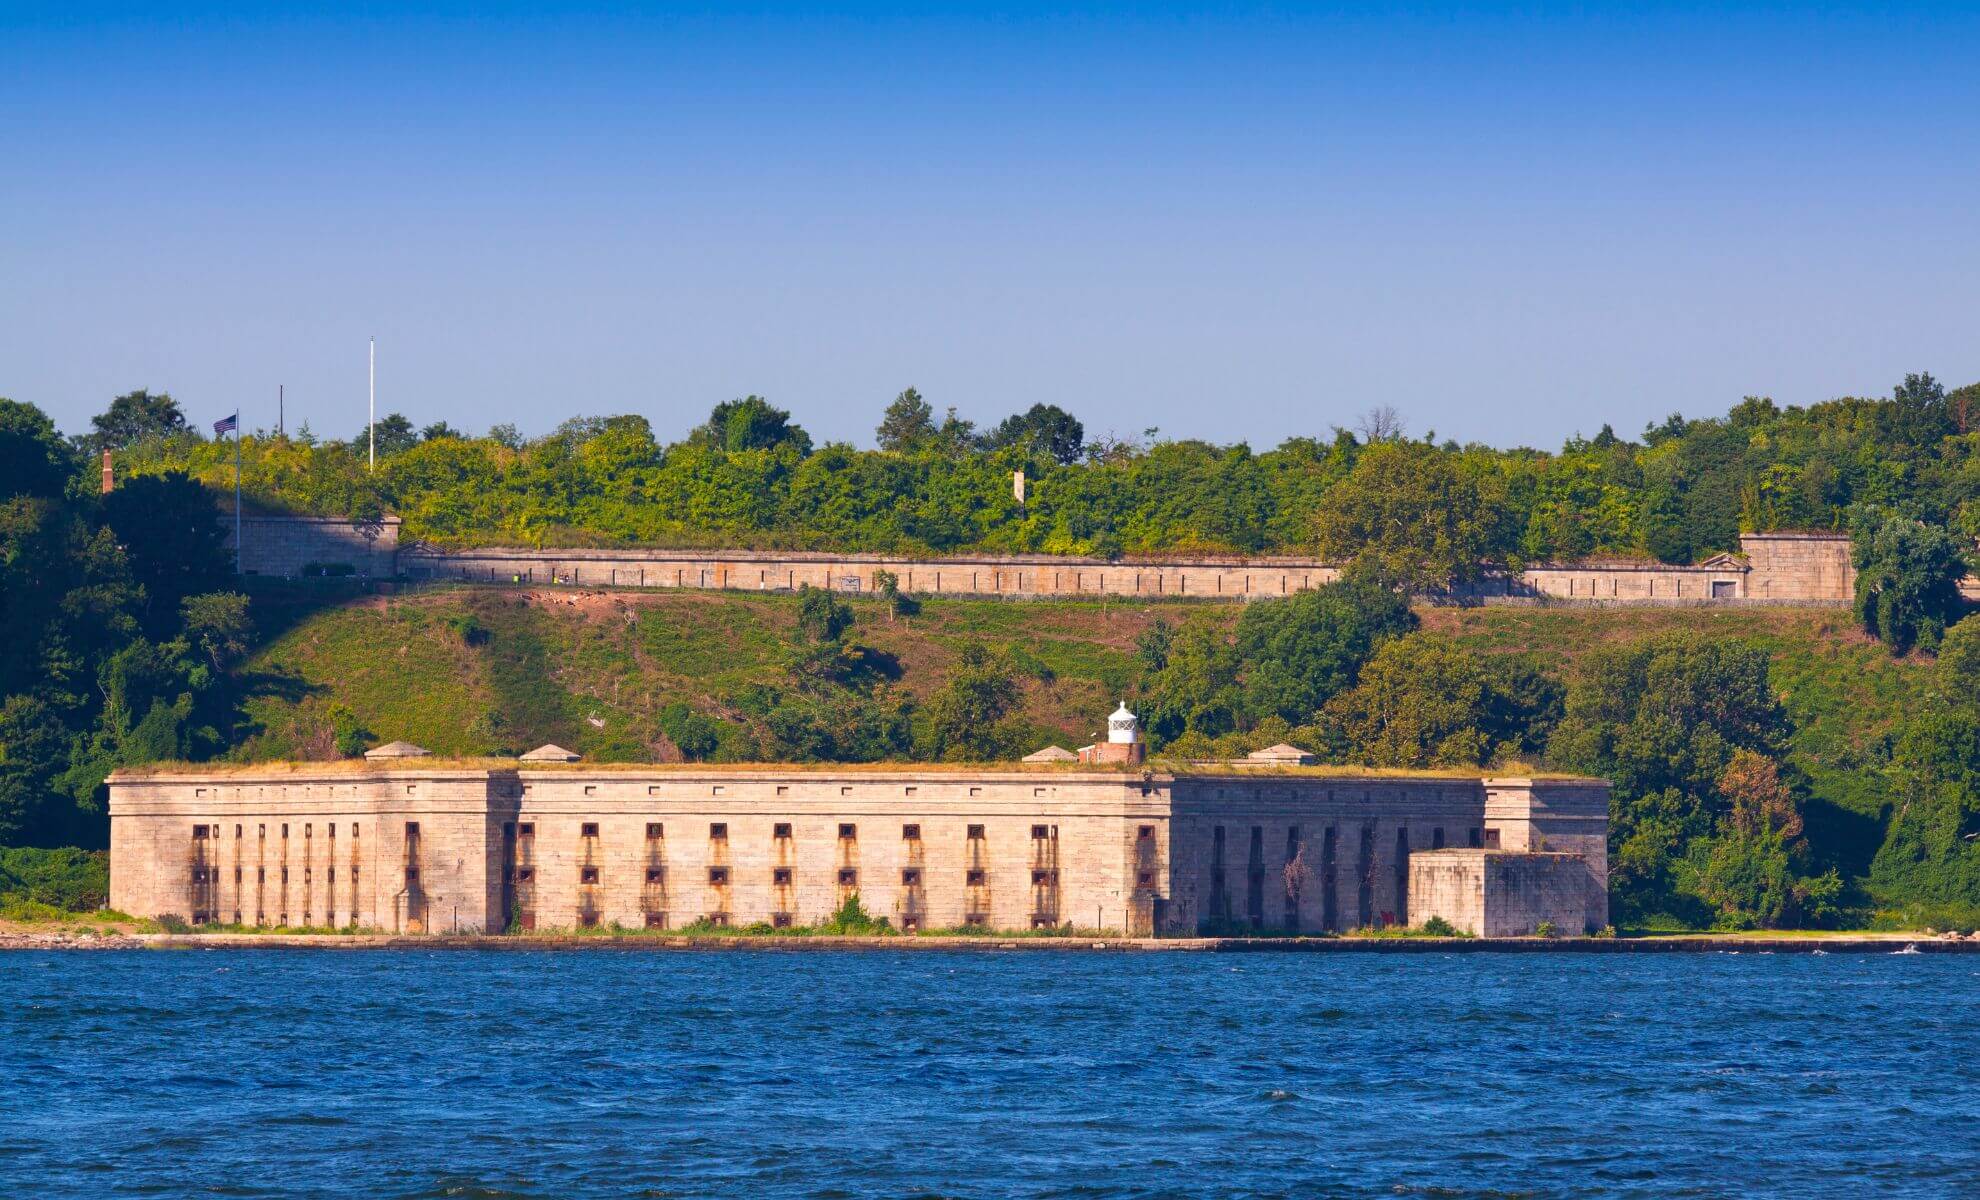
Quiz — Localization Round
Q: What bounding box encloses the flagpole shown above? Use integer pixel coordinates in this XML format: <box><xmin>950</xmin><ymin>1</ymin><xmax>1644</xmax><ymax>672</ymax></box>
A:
<box><xmin>234</xmin><ymin>409</ymin><xmax>243</xmax><ymax>575</ymax></box>
<box><xmin>369</xmin><ymin>337</ymin><xmax>376</xmax><ymax>470</ymax></box>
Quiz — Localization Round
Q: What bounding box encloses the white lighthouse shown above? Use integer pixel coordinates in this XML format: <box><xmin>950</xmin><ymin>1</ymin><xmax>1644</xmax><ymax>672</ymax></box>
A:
<box><xmin>1079</xmin><ymin>701</ymin><xmax>1146</xmax><ymax>764</ymax></box>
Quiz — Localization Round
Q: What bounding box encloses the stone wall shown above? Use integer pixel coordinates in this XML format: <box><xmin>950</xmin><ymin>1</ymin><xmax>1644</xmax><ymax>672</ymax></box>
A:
<box><xmin>395</xmin><ymin>532</ymin><xmax>1865</xmax><ymax>606</ymax></box>
<box><xmin>1407</xmin><ymin>850</ymin><xmax>1594</xmax><ymax>936</ymax></box>
<box><xmin>107</xmin><ymin>764</ymin><xmax>1610</xmax><ymax>937</ymax></box>
<box><xmin>225</xmin><ymin>515</ymin><xmax>401</xmax><ymax>579</ymax></box>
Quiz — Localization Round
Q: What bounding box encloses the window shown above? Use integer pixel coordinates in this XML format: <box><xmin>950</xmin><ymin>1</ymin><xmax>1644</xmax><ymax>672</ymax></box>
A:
<box><xmin>516</xmin><ymin>823</ymin><xmax>531</xmax><ymax>836</ymax></box>
<box><xmin>1138</xmin><ymin>825</ymin><xmax>1154</xmax><ymax>841</ymax></box>
<box><xmin>1031</xmin><ymin>825</ymin><xmax>1049</xmax><ymax>839</ymax></box>
<box><xmin>1468</xmin><ymin>828</ymin><xmax>1483</xmax><ymax>848</ymax></box>
<box><xmin>969</xmin><ymin>787</ymin><xmax>982</xmax><ymax>797</ymax></box>
<box><xmin>581</xmin><ymin>822</ymin><xmax>599</xmax><ymax>838</ymax></box>
<box><xmin>405</xmin><ymin>785</ymin><xmax>416</xmax><ymax>795</ymax></box>
<box><xmin>901</xmin><ymin>868</ymin><xmax>921</xmax><ymax>885</ymax></box>
<box><xmin>646</xmin><ymin>823</ymin><xmax>664</xmax><ymax>839</ymax></box>
<box><xmin>405</xmin><ymin>867</ymin><xmax>420</xmax><ymax>882</ymax></box>
<box><xmin>838</xmin><ymin>823</ymin><xmax>856</xmax><ymax>839</ymax></box>
<box><xmin>837</xmin><ymin>868</ymin><xmax>858</xmax><ymax>886</ymax></box>
<box><xmin>645</xmin><ymin>868</ymin><xmax>663</xmax><ymax>884</ymax></box>
<box><xmin>235</xmin><ymin>824</ymin><xmax>242</xmax><ymax>838</ymax></box>
<box><xmin>406</xmin><ymin>822</ymin><xmax>419</xmax><ymax>837</ymax></box>
<box><xmin>1032</xmin><ymin>869</ymin><xmax>1054</xmax><ymax>885</ymax></box>
<box><xmin>901</xmin><ymin>824</ymin><xmax>920</xmax><ymax>840</ymax></box>
<box><xmin>233</xmin><ymin>867</ymin><xmax>242</xmax><ymax>883</ymax></box>
<box><xmin>282</xmin><ymin>824</ymin><xmax>289</xmax><ymax>838</ymax></box>
<box><xmin>304</xmin><ymin>823</ymin><xmax>312</xmax><ymax>838</ymax></box>
<box><xmin>1033</xmin><ymin>788</ymin><xmax>1046</xmax><ymax>798</ymax></box>
<box><xmin>710</xmin><ymin>823</ymin><xmax>728</xmax><ymax>839</ymax></box>
<box><xmin>193</xmin><ymin>825</ymin><xmax>209</xmax><ymax>839</ymax></box>
<box><xmin>773</xmin><ymin>867</ymin><xmax>793</xmax><ymax>885</ymax></box>
<box><xmin>580</xmin><ymin>866</ymin><xmax>599</xmax><ymax>884</ymax></box>
<box><xmin>840</xmin><ymin>786</ymin><xmax>852</xmax><ymax>796</ymax></box>
<box><xmin>1137</xmin><ymin>871</ymin><xmax>1155</xmax><ymax>889</ymax></box>
<box><xmin>1432</xmin><ymin>827</ymin><xmax>1446</xmax><ymax>850</ymax></box>
<box><xmin>352</xmin><ymin>824</ymin><xmax>360</xmax><ymax>838</ymax></box>
<box><xmin>772</xmin><ymin>913</ymin><xmax>793</xmax><ymax>929</ymax></box>
<box><xmin>966</xmin><ymin>869</ymin><xmax>986</xmax><ymax>885</ymax></box>
<box><xmin>774</xmin><ymin>823</ymin><xmax>792</xmax><ymax>838</ymax></box>
<box><xmin>583</xmin><ymin>786</ymin><xmax>597</xmax><ymax>797</ymax></box>
<box><xmin>328</xmin><ymin>824</ymin><xmax>336</xmax><ymax>838</ymax></box>
<box><xmin>708</xmin><ymin>867</ymin><xmax>729</xmax><ymax>884</ymax></box>
<box><xmin>711</xmin><ymin>785</ymin><xmax>724</xmax><ymax>796</ymax></box>
<box><xmin>776</xmin><ymin>785</ymin><xmax>789</xmax><ymax>797</ymax></box>
<box><xmin>903</xmin><ymin>787</ymin><xmax>916</xmax><ymax>797</ymax></box>
<box><xmin>967</xmin><ymin>824</ymin><xmax>985</xmax><ymax>839</ymax></box>
<box><xmin>517</xmin><ymin>867</ymin><xmax>534</xmax><ymax>882</ymax></box>
<box><xmin>648</xmin><ymin>786</ymin><xmax>661</xmax><ymax>796</ymax></box>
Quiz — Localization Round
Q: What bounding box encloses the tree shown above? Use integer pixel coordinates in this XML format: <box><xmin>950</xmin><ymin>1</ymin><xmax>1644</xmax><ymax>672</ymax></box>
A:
<box><xmin>351</xmin><ymin>413</ymin><xmax>419</xmax><ymax>459</ymax></box>
<box><xmin>986</xmin><ymin>404</ymin><xmax>1084</xmax><ymax>465</ymax></box>
<box><xmin>0</xmin><ymin>399</ymin><xmax>76</xmax><ymax>500</ymax></box>
<box><xmin>420</xmin><ymin>421</ymin><xmax>465</xmax><ymax>442</ymax></box>
<box><xmin>876</xmin><ymin>388</ymin><xmax>936</xmax><ymax>453</ymax></box>
<box><xmin>1354</xmin><ymin>404</ymin><xmax>1406</xmax><ymax>444</ymax></box>
<box><xmin>697</xmin><ymin>396</ymin><xmax>812</xmax><ymax>455</ymax></box>
<box><xmin>1851</xmin><ymin>511</ymin><xmax>1968</xmax><ymax>653</ymax></box>
<box><xmin>1233</xmin><ymin>573</ymin><xmax>1416</xmax><ymax>725</ymax></box>
<box><xmin>1869</xmin><ymin>619</ymin><xmax>1980</xmax><ymax>913</ymax></box>
<box><xmin>918</xmin><ymin>642</ymin><xmax>1022</xmax><ymax>760</ymax></box>
<box><xmin>794</xmin><ymin>585</ymin><xmax>854</xmax><ymax>643</ymax></box>
<box><xmin>1313</xmin><ymin>443</ymin><xmax>1510</xmax><ymax>590</ymax></box>
<box><xmin>89</xmin><ymin>389</ymin><xmax>187</xmax><ymax>451</ymax></box>
<box><xmin>181</xmin><ymin>592</ymin><xmax>253</xmax><ymax>669</ymax></box>
<box><xmin>102</xmin><ymin>472</ymin><xmax>233</xmax><ymax>625</ymax></box>
<box><xmin>1550</xmin><ymin>632</ymin><xmax>1794</xmax><ymax>924</ymax></box>
<box><xmin>1319</xmin><ymin>636</ymin><xmax>1561</xmax><ymax>767</ymax></box>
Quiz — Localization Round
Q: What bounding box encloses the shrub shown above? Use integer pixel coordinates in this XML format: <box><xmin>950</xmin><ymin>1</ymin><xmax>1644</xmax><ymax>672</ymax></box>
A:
<box><xmin>1534</xmin><ymin>920</ymin><xmax>1558</xmax><ymax>939</ymax></box>
<box><xmin>1419</xmin><ymin>915</ymin><xmax>1462</xmax><ymax>937</ymax></box>
<box><xmin>0</xmin><ymin>847</ymin><xmax>109</xmax><ymax>910</ymax></box>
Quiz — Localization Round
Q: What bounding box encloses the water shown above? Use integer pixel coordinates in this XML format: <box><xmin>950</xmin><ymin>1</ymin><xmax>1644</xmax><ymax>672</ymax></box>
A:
<box><xmin>1</xmin><ymin>950</ymin><xmax>1974</xmax><ymax>1198</ymax></box>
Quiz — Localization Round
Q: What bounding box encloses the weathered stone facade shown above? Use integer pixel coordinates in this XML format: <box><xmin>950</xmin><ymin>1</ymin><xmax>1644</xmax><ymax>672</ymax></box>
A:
<box><xmin>108</xmin><ymin>764</ymin><xmax>1609</xmax><ymax>937</ymax></box>
<box><xmin>1406</xmin><ymin>850</ymin><xmax>1592</xmax><ymax>937</ymax></box>
<box><xmin>394</xmin><ymin>532</ymin><xmax>1862</xmax><ymax>605</ymax></box>
<box><xmin>226</xmin><ymin>515</ymin><xmax>401</xmax><ymax>578</ymax></box>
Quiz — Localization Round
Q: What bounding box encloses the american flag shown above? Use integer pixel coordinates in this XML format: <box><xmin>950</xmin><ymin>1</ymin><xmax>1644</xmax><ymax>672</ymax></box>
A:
<box><xmin>212</xmin><ymin>413</ymin><xmax>238</xmax><ymax>436</ymax></box>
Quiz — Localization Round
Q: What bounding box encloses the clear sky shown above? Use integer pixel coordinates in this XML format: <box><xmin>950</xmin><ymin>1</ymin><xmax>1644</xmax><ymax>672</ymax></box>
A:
<box><xmin>3</xmin><ymin>1</ymin><xmax>1977</xmax><ymax>450</ymax></box>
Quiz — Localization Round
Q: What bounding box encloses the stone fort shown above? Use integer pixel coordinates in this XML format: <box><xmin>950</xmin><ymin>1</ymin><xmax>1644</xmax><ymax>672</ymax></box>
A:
<box><xmin>108</xmin><ymin>712</ymin><xmax>1610</xmax><ymax>939</ymax></box>
<box><xmin>219</xmin><ymin>512</ymin><xmax>1868</xmax><ymax>606</ymax></box>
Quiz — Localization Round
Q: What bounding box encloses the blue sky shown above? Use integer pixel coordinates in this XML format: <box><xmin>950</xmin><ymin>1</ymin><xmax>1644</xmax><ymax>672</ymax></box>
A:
<box><xmin>3</xmin><ymin>2</ymin><xmax>1977</xmax><ymax>449</ymax></box>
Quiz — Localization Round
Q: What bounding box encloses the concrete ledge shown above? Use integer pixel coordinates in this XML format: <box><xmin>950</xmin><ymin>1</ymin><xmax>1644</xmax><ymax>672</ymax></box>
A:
<box><xmin>8</xmin><ymin>932</ymin><xmax>1972</xmax><ymax>953</ymax></box>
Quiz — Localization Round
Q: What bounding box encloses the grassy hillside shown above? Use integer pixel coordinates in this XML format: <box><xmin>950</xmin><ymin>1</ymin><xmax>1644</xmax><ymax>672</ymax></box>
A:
<box><xmin>238</xmin><ymin>586</ymin><xmax>1168</xmax><ymax>762</ymax></box>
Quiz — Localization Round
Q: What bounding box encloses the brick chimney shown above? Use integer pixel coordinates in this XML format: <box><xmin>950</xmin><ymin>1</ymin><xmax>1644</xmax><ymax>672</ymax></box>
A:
<box><xmin>101</xmin><ymin>449</ymin><xmax>114</xmax><ymax>494</ymax></box>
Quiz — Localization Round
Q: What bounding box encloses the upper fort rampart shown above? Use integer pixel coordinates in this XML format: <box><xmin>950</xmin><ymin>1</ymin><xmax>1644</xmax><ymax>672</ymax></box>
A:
<box><xmin>224</xmin><ymin>515</ymin><xmax>1862</xmax><ymax>606</ymax></box>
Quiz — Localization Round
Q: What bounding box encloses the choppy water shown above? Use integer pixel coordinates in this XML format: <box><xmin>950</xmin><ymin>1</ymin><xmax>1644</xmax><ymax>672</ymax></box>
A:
<box><xmin>1</xmin><ymin>949</ymin><xmax>1975</xmax><ymax>1198</ymax></box>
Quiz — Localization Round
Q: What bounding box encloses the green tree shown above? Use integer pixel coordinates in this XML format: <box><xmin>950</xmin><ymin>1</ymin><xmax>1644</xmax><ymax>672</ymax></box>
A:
<box><xmin>88</xmin><ymin>389</ymin><xmax>187</xmax><ymax>451</ymax></box>
<box><xmin>1233</xmin><ymin>573</ymin><xmax>1416</xmax><ymax>726</ymax></box>
<box><xmin>1851</xmin><ymin>510</ymin><xmax>1969</xmax><ymax>653</ymax></box>
<box><xmin>1550</xmin><ymin>632</ymin><xmax>1793</xmax><ymax>924</ymax></box>
<box><xmin>1869</xmin><ymin>619</ymin><xmax>1980</xmax><ymax>915</ymax></box>
<box><xmin>986</xmin><ymin>403</ymin><xmax>1084</xmax><ymax>465</ymax></box>
<box><xmin>102</xmin><ymin>471</ymin><xmax>233</xmax><ymax>626</ymax></box>
<box><xmin>795</xmin><ymin>585</ymin><xmax>854</xmax><ymax>643</ymax></box>
<box><xmin>1319</xmin><ymin>635</ymin><xmax>1561</xmax><ymax>767</ymax></box>
<box><xmin>0</xmin><ymin>399</ymin><xmax>77</xmax><ymax>500</ymax></box>
<box><xmin>181</xmin><ymin>592</ymin><xmax>254</xmax><ymax>669</ymax></box>
<box><xmin>697</xmin><ymin>396</ymin><xmax>813</xmax><ymax>455</ymax></box>
<box><xmin>351</xmin><ymin>413</ymin><xmax>419</xmax><ymax>459</ymax></box>
<box><xmin>876</xmin><ymin>387</ymin><xmax>936</xmax><ymax>453</ymax></box>
<box><xmin>918</xmin><ymin>642</ymin><xmax>1022</xmax><ymax>760</ymax></box>
<box><xmin>1313</xmin><ymin>442</ymin><xmax>1510</xmax><ymax>590</ymax></box>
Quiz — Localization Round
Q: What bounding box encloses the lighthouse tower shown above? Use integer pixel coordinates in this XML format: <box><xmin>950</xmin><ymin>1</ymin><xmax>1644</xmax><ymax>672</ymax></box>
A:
<box><xmin>1079</xmin><ymin>701</ymin><xmax>1146</xmax><ymax>765</ymax></box>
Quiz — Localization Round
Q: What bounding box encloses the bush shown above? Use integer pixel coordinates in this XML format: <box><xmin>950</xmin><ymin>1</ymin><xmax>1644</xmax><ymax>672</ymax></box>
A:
<box><xmin>0</xmin><ymin>847</ymin><xmax>109</xmax><ymax>910</ymax></box>
<box><xmin>1534</xmin><ymin>920</ymin><xmax>1558</xmax><ymax>939</ymax></box>
<box><xmin>1419</xmin><ymin>915</ymin><xmax>1463</xmax><ymax>937</ymax></box>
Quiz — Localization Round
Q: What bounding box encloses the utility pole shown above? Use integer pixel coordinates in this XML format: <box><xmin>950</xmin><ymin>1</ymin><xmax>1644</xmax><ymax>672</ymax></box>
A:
<box><xmin>368</xmin><ymin>337</ymin><xmax>376</xmax><ymax>470</ymax></box>
<box><xmin>278</xmin><ymin>384</ymin><xmax>284</xmax><ymax>439</ymax></box>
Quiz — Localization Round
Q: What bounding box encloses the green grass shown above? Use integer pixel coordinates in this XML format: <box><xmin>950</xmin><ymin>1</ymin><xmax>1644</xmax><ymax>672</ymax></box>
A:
<box><xmin>236</xmin><ymin>585</ymin><xmax>1189</xmax><ymax>761</ymax></box>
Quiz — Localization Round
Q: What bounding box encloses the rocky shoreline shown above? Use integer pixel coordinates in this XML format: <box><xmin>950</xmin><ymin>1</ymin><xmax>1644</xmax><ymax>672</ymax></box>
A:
<box><xmin>4</xmin><ymin>930</ymin><xmax>1975</xmax><ymax>953</ymax></box>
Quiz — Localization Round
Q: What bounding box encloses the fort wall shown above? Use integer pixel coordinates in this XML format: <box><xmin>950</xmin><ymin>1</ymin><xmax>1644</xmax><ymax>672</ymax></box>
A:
<box><xmin>213</xmin><ymin>511</ymin><xmax>1875</xmax><ymax>605</ymax></box>
<box><xmin>108</xmin><ymin>765</ymin><xmax>1611</xmax><ymax>937</ymax></box>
